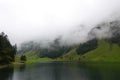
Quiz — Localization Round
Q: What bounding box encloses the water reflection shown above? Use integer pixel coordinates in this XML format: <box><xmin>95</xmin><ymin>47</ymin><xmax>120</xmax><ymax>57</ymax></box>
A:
<box><xmin>0</xmin><ymin>65</ymin><xmax>14</xmax><ymax>80</ymax></box>
<box><xmin>1</xmin><ymin>62</ymin><xmax>120</xmax><ymax>80</ymax></box>
<box><xmin>19</xmin><ymin>64</ymin><xmax>26</xmax><ymax>71</ymax></box>
<box><xmin>13</xmin><ymin>63</ymin><xmax>94</xmax><ymax>80</ymax></box>
<box><xmin>13</xmin><ymin>62</ymin><xmax>120</xmax><ymax>80</ymax></box>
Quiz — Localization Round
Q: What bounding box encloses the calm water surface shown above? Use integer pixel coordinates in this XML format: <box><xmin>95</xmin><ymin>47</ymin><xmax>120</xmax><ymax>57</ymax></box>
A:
<box><xmin>0</xmin><ymin>62</ymin><xmax>120</xmax><ymax>80</ymax></box>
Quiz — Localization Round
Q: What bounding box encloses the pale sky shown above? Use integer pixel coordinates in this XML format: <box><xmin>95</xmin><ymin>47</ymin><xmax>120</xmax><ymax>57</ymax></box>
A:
<box><xmin>0</xmin><ymin>0</ymin><xmax>120</xmax><ymax>45</ymax></box>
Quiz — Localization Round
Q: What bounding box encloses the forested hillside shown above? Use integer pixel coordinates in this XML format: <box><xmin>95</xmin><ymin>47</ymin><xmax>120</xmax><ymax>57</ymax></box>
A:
<box><xmin>57</xmin><ymin>20</ymin><xmax>120</xmax><ymax>62</ymax></box>
<box><xmin>18</xmin><ymin>38</ymin><xmax>72</xmax><ymax>59</ymax></box>
<box><xmin>0</xmin><ymin>32</ymin><xmax>16</xmax><ymax>64</ymax></box>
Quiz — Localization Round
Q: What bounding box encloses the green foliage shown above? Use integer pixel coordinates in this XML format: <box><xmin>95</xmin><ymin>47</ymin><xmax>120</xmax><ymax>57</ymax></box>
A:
<box><xmin>20</xmin><ymin>55</ymin><xmax>27</xmax><ymax>62</ymax></box>
<box><xmin>76</xmin><ymin>39</ymin><xmax>98</xmax><ymax>55</ymax></box>
<box><xmin>81</xmin><ymin>40</ymin><xmax>120</xmax><ymax>62</ymax></box>
<box><xmin>39</xmin><ymin>46</ymin><xmax>72</xmax><ymax>59</ymax></box>
<box><xmin>0</xmin><ymin>32</ymin><xmax>16</xmax><ymax>64</ymax></box>
<box><xmin>16</xmin><ymin>50</ymin><xmax>52</xmax><ymax>63</ymax></box>
<box><xmin>36</xmin><ymin>37</ymin><xmax>72</xmax><ymax>58</ymax></box>
<box><xmin>57</xmin><ymin>39</ymin><xmax>120</xmax><ymax>62</ymax></box>
<box><xmin>18</xmin><ymin>38</ymin><xmax>72</xmax><ymax>59</ymax></box>
<box><xmin>27</xmin><ymin>57</ymin><xmax>52</xmax><ymax>63</ymax></box>
<box><xmin>56</xmin><ymin>48</ymin><xmax>81</xmax><ymax>61</ymax></box>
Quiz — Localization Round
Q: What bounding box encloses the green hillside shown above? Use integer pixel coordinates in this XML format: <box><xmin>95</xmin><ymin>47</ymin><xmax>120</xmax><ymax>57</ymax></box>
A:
<box><xmin>16</xmin><ymin>50</ymin><xmax>52</xmax><ymax>63</ymax></box>
<box><xmin>81</xmin><ymin>40</ymin><xmax>120</xmax><ymax>62</ymax></box>
<box><xmin>57</xmin><ymin>40</ymin><xmax>120</xmax><ymax>62</ymax></box>
<box><xmin>56</xmin><ymin>48</ymin><xmax>81</xmax><ymax>61</ymax></box>
<box><xmin>17</xmin><ymin>39</ymin><xmax>120</xmax><ymax>63</ymax></box>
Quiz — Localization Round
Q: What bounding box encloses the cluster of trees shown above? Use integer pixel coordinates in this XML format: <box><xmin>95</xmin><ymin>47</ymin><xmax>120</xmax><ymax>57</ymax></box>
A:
<box><xmin>108</xmin><ymin>21</ymin><xmax>120</xmax><ymax>46</ymax></box>
<box><xmin>76</xmin><ymin>39</ymin><xmax>98</xmax><ymax>55</ymax></box>
<box><xmin>18</xmin><ymin>37</ymin><xmax>72</xmax><ymax>59</ymax></box>
<box><xmin>0</xmin><ymin>32</ymin><xmax>16</xmax><ymax>64</ymax></box>
<box><xmin>18</xmin><ymin>37</ymin><xmax>99</xmax><ymax>59</ymax></box>
<box><xmin>38</xmin><ymin>46</ymin><xmax>72</xmax><ymax>59</ymax></box>
<box><xmin>38</xmin><ymin>38</ymin><xmax>72</xmax><ymax>58</ymax></box>
<box><xmin>20</xmin><ymin>55</ymin><xmax>27</xmax><ymax>62</ymax></box>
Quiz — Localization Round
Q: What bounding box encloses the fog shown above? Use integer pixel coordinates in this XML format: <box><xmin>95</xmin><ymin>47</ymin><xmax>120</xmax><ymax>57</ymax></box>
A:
<box><xmin>0</xmin><ymin>0</ymin><xmax>120</xmax><ymax>45</ymax></box>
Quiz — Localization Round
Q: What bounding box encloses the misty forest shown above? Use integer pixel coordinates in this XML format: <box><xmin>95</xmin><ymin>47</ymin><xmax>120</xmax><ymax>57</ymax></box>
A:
<box><xmin>16</xmin><ymin>20</ymin><xmax>120</xmax><ymax>63</ymax></box>
<box><xmin>1</xmin><ymin>0</ymin><xmax>120</xmax><ymax>80</ymax></box>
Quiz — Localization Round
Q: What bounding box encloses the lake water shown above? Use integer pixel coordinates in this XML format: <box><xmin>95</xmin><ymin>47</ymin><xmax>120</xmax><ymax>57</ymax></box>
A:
<box><xmin>0</xmin><ymin>62</ymin><xmax>120</xmax><ymax>80</ymax></box>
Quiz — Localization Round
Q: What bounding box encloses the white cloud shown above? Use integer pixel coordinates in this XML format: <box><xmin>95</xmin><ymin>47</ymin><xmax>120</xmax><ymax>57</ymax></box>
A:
<box><xmin>0</xmin><ymin>0</ymin><xmax>120</xmax><ymax>45</ymax></box>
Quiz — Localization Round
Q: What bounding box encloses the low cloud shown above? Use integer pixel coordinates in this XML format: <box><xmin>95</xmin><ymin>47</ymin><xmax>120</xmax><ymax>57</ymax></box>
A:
<box><xmin>0</xmin><ymin>0</ymin><xmax>120</xmax><ymax>46</ymax></box>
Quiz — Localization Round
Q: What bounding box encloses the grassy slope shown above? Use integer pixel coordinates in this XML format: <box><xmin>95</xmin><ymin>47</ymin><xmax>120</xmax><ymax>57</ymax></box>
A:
<box><xmin>16</xmin><ymin>40</ymin><xmax>120</xmax><ymax>63</ymax></box>
<box><xmin>16</xmin><ymin>50</ymin><xmax>52</xmax><ymax>63</ymax></box>
<box><xmin>81</xmin><ymin>40</ymin><xmax>120</xmax><ymax>62</ymax></box>
<box><xmin>58</xmin><ymin>40</ymin><xmax>120</xmax><ymax>62</ymax></box>
<box><xmin>56</xmin><ymin>48</ymin><xmax>81</xmax><ymax>61</ymax></box>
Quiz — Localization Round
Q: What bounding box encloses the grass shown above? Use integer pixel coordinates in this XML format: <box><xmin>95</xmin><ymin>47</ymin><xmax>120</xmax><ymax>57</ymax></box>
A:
<box><xmin>15</xmin><ymin>56</ymin><xmax>52</xmax><ymax>64</ymax></box>
<box><xmin>27</xmin><ymin>57</ymin><xmax>52</xmax><ymax>64</ymax></box>
<box><xmin>15</xmin><ymin>40</ymin><xmax>120</xmax><ymax>63</ymax></box>
<box><xmin>57</xmin><ymin>40</ymin><xmax>120</xmax><ymax>62</ymax></box>
<box><xmin>56</xmin><ymin>48</ymin><xmax>81</xmax><ymax>61</ymax></box>
<box><xmin>81</xmin><ymin>40</ymin><xmax>120</xmax><ymax>62</ymax></box>
<box><xmin>15</xmin><ymin>50</ymin><xmax>52</xmax><ymax>64</ymax></box>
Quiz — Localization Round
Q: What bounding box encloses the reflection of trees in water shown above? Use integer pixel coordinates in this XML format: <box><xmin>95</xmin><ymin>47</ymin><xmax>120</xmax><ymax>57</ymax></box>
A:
<box><xmin>38</xmin><ymin>63</ymin><xmax>104</xmax><ymax>80</ymax></box>
<box><xmin>14</xmin><ymin>64</ymin><xmax>28</xmax><ymax>80</ymax></box>
<box><xmin>51</xmin><ymin>63</ymin><xmax>102</xmax><ymax>80</ymax></box>
<box><xmin>19</xmin><ymin>64</ymin><xmax>26</xmax><ymax>72</ymax></box>
<box><xmin>0</xmin><ymin>65</ymin><xmax>14</xmax><ymax>80</ymax></box>
<box><xmin>2</xmin><ymin>63</ymin><xmax>119</xmax><ymax>80</ymax></box>
<box><xmin>86</xmin><ymin>63</ymin><xmax>120</xmax><ymax>80</ymax></box>
<box><xmin>27</xmin><ymin>63</ymin><xmax>101</xmax><ymax>80</ymax></box>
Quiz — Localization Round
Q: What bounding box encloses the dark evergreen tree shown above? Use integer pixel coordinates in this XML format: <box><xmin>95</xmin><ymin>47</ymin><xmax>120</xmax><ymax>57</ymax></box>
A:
<box><xmin>20</xmin><ymin>55</ymin><xmax>27</xmax><ymax>62</ymax></box>
<box><xmin>76</xmin><ymin>39</ymin><xmax>98</xmax><ymax>55</ymax></box>
<box><xmin>0</xmin><ymin>32</ymin><xmax>16</xmax><ymax>64</ymax></box>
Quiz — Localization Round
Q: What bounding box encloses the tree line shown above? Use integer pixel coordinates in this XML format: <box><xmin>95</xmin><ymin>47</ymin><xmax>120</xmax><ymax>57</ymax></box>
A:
<box><xmin>0</xmin><ymin>32</ymin><xmax>16</xmax><ymax>64</ymax></box>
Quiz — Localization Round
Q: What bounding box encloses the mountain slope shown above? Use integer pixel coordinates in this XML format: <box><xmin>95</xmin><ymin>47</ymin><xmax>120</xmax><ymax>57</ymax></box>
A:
<box><xmin>81</xmin><ymin>40</ymin><xmax>120</xmax><ymax>62</ymax></box>
<box><xmin>18</xmin><ymin>39</ymin><xmax>120</xmax><ymax>62</ymax></box>
<box><xmin>56</xmin><ymin>47</ymin><xmax>81</xmax><ymax>61</ymax></box>
<box><xmin>57</xmin><ymin>40</ymin><xmax>120</xmax><ymax>62</ymax></box>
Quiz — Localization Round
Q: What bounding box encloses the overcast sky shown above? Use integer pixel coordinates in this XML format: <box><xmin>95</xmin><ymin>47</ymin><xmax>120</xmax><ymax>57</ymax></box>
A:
<box><xmin>0</xmin><ymin>0</ymin><xmax>120</xmax><ymax>45</ymax></box>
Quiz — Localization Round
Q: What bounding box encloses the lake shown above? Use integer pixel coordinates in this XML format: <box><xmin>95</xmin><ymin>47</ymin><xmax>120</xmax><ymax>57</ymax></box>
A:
<box><xmin>0</xmin><ymin>62</ymin><xmax>120</xmax><ymax>80</ymax></box>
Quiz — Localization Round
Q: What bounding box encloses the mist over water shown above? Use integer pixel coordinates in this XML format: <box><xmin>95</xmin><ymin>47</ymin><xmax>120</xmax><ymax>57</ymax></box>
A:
<box><xmin>0</xmin><ymin>0</ymin><xmax>120</xmax><ymax>46</ymax></box>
